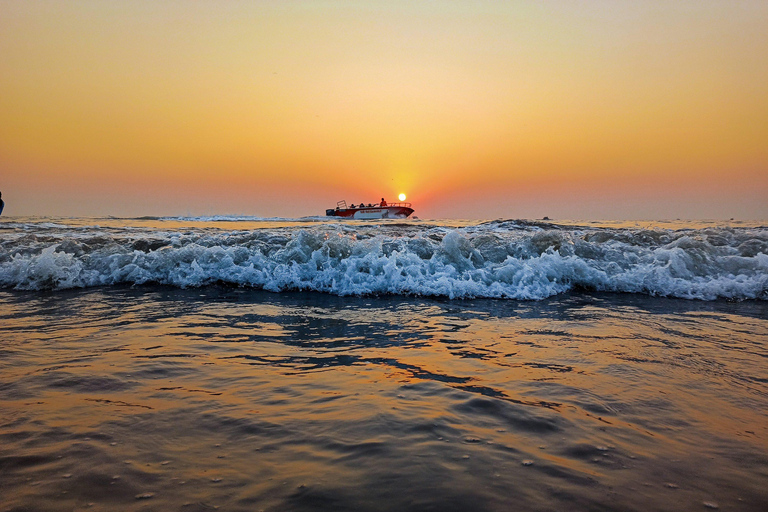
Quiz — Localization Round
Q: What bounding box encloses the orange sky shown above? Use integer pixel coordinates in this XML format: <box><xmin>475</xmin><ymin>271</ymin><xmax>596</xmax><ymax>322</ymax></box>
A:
<box><xmin>1</xmin><ymin>1</ymin><xmax>767</xmax><ymax>219</ymax></box>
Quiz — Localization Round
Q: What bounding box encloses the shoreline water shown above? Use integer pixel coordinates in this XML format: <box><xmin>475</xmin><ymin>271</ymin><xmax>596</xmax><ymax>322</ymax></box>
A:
<box><xmin>1</xmin><ymin>286</ymin><xmax>767</xmax><ymax>511</ymax></box>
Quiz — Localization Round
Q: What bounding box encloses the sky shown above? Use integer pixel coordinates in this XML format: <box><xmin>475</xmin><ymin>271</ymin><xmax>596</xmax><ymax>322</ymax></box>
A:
<box><xmin>1</xmin><ymin>0</ymin><xmax>767</xmax><ymax>219</ymax></box>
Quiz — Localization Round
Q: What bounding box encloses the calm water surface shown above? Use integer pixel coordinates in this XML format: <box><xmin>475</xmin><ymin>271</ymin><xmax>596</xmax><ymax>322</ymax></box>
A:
<box><xmin>1</xmin><ymin>287</ymin><xmax>767</xmax><ymax>512</ymax></box>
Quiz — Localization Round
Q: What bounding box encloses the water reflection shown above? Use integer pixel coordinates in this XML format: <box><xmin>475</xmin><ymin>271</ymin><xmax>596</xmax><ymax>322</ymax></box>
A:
<box><xmin>1</xmin><ymin>287</ymin><xmax>767</xmax><ymax>511</ymax></box>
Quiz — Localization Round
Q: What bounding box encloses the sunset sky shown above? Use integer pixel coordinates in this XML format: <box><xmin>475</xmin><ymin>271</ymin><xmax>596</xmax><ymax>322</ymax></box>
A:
<box><xmin>1</xmin><ymin>1</ymin><xmax>767</xmax><ymax>219</ymax></box>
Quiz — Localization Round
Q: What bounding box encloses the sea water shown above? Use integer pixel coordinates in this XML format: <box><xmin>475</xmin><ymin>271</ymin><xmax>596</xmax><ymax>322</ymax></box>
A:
<box><xmin>1</xmin><ymin>216</ymin><xmax>767</xmax><ymax>511</ymax></box>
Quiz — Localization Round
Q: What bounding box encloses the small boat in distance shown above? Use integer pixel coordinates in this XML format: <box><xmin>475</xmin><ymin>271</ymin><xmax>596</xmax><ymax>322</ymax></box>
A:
<box><xmin>326</xmin><ymin>199</ymin><xmax>414</xmax><ymax>219</ymax></box>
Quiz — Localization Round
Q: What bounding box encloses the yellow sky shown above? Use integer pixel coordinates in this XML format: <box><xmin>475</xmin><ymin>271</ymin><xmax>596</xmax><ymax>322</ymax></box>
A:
<box><xmin>1</xmin><ymin>1</ymin><xmax>767</xmax><ymax>218</ymax></box>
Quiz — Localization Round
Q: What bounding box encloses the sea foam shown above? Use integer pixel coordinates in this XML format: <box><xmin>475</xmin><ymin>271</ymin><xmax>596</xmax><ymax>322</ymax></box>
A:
<box><xmin>1</xmin><ymin>221</ymin><xmax>766</xmax><ymax>300</ymax></box>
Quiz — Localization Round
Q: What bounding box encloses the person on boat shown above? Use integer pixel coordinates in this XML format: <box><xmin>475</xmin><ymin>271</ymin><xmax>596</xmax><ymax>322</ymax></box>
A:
<box><xmin>380</xmin><ymin>198</ymin><xmax>387</xmax><ymax>206</ymax></box>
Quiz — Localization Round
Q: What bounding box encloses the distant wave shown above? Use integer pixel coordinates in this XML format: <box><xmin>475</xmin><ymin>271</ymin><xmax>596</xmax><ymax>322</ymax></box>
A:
<box><xmin>1</xmin><ymin>223</ymin><xmax>766</xmax><ymax>300</ymax></box>
<box><xmin>157</xmin><ymin>215</ymin><xmax>332</xmax><ymax>222</ymax></box>
<box><xmin>100</xmin><ymin>215</ymin><xmax>333</xmax><ymax>222</ymax></box>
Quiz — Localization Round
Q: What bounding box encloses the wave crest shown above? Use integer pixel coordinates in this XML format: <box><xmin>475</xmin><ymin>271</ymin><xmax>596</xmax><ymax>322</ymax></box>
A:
<box><xmin>1</xmin><ymin>225</ymin><xmax>766</xmax><ymax>300</ymax></box>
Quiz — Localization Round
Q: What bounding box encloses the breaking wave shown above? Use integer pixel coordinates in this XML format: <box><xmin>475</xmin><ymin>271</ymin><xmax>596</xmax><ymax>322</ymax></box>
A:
<box><xmin>1</xmin><ymin>220</ymin><xmax>766</xmax><ymax>300</ymax></box>
<box><xmin>157</xmin><ymin>215</ymin><xmax>329</xmax><ymax>222</ymax></box>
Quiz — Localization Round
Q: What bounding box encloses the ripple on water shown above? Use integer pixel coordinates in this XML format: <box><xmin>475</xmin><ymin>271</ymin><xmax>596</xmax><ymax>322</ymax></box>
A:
<box><xmin>453</xmin><ymin>396</ymin><xmax>563</xmax><ymax>433</ymax></box>
<box><xmin>40</xmin><ymin>372</ymin><xmax>137</xmax><ymax>393</ymax></box>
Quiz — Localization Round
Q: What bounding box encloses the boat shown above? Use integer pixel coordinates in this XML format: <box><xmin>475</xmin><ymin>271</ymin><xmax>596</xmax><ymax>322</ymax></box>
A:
<box><xmin>326</xmin><ymin>200</ymin><xmax>414</xmax><ymax>219</ymax></box>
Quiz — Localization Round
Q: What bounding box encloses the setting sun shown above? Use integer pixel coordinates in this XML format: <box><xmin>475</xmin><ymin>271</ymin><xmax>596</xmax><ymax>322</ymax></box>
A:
<box><xmin>398</xmin><ymin>193</ymin><xmax>406</xmax><ymax>202</ymax></box>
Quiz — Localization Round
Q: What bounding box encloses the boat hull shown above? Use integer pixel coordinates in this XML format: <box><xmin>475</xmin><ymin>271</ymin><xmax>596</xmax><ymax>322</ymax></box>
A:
<box><xmin>326</xmin><ymin>205</ymin><xmax>414</xmax><ymax>219</ymax></box>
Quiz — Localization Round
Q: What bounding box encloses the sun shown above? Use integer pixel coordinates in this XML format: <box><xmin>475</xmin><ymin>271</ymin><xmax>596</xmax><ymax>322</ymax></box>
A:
<box><xmin>398</xmin><ymin>193</ymin><xmax>406</xmax><ymax>201</ymax></box>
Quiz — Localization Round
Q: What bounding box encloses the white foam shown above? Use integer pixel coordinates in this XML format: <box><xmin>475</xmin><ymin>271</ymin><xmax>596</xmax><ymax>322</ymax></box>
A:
<box><xmin>1</xmin><ymin>224</ymin><xmax>766</xmax><ymax>300</ymax></box>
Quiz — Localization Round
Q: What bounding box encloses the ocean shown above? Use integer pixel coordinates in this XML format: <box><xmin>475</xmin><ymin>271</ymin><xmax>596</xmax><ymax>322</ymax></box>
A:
<box><xmin>1</xmin><ymin>216</ymin><xmax>767</xmax><ymax>511</ymax></box>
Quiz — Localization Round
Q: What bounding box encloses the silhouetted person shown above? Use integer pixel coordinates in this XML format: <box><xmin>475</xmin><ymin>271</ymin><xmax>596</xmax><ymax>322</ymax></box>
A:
<box><xmin>0</xmin><ymin>191</ymin><xmax>4</xmax><ymax>216</ymax></box>
<box><xmin>380</xmin><ymin>197</ymin><xmax>387</xmax><ymax>206</ymax></box>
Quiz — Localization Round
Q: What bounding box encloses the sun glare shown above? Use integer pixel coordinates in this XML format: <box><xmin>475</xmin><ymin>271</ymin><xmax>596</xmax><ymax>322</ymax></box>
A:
<box><xmin>398</xmin><ymin>193</ymin><xmax>406</xmax><ymax>201</ymax></box>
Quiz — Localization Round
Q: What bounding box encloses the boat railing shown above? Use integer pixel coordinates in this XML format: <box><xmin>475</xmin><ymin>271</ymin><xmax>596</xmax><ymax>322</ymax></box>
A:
<box><xmin>336</xmin><ymin>200</ymin><xmax>412</xmax><ymax>209</ymax></box>
<box><xmin>338</xmin><ymin>202</ymin><xmax>412</xmax><ymax>209</ymax></box>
